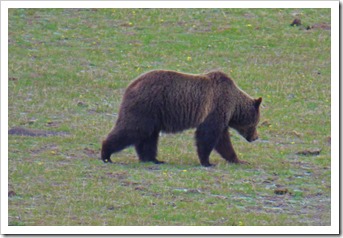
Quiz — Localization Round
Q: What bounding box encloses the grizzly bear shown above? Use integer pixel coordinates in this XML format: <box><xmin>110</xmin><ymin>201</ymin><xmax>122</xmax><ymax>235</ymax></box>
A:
<box><xmin>101</xmin><ymin>70</ymin><xmax>262</xmax><ymax>167</ymax></box>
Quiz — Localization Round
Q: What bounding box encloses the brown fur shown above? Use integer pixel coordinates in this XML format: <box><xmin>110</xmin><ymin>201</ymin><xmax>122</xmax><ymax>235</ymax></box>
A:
<box><xmin>101</xmin><ymin>70</ymin><xmax>262</xmax><ymax>166</ymax></box>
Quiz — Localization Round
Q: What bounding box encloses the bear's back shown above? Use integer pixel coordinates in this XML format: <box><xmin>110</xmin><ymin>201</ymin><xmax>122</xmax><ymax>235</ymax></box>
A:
<box><xmin>121</xmin><ymin>70</ymin><xmax>216</xmax><ymax>132</ymax></box>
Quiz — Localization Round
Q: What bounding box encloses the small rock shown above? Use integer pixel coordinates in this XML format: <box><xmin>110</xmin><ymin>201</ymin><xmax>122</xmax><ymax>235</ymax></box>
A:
<box><xmin>287</xmin><ymin>94</ymin><xmax>295</xmax><ymax>100</ymax></box>
<box><xmin>291</xmin><ymin>130</ymin><xmax>302</xmax><ymax>137</ymax></box>
<box><xmin>296</xmin><ymin>149</ymin><xmax>322</xmax><ymax>156</ymax></box>
<box><xmin>290</xmin><ymin>18</ymin><xmax>301</xmax><ymax>26</ymax></box>
<box><xmin>77</xmin><ymin>101</ymin><xmax>88</xmax><ymax>107</ymax></box>
<box><xmin>260</xmin><ymin>120</ymin><xmax>271</xmax><ymax>127</ymax></box>
<box><xmin>274</xmin><ymin>188</ymin><xmax>288</xmax><ymax>195</ymax></box>
<box><xmin>46</xmin><ymin>121</ymin><xmax>59</xmax><ymax>127</ymax></box>
<box><xmin>134</xmin><ymin>186</ymin><xmax>145</xmax><ymax>191</ymax></box>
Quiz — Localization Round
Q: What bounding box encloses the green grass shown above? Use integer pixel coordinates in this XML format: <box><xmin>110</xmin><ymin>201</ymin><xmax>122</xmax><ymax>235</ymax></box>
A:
<box><xmin>8</xmin><ymin>8</ymin><xmax>331</xmax><ymax>226</ymax></box>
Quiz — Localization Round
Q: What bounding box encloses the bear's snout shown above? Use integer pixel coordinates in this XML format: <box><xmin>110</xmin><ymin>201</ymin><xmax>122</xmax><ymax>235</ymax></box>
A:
<box><xmin>246</xmin><ymin>134</ymin><xmax>258</xmax><ymax>142</ymax></box>
<box><xmin>249</xmin><ymin>136</ymin><xmax>258</xmax><ymax>142</ymax></box>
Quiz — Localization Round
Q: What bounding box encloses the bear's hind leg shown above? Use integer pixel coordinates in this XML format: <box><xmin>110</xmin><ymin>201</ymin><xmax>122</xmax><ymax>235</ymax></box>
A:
<box><xmin>101</xmin><ymin>129</ymin><xmax>139</xmax><ymax>163</ymax></box>
<box><xmin>135</xmin><ymin>131</ymin><xmax>164</xmax><ymax>164</ymax></box>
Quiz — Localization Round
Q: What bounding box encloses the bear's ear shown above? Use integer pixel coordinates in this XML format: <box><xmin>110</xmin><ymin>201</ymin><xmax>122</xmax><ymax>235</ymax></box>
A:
<box><xmin>254</xmin><ymin>97</ymin><xmax>262</xmax><ymax>109</ymax></box>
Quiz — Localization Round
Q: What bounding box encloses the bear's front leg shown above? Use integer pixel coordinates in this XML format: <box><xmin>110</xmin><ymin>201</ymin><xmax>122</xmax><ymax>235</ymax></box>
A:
<box><xmin>195</xmin><ymin>121</ymin><xmax>222</xmax><ymax>167</ymax></box>
<box><xmin>214</xmin><ymin>131</ymin><xmax>249</xmax><ymax>164</ymax></box>
<box><xmin>135</xmin><ymin>131</ymin><xmax>165</xmax><ymax>164</ymax></box>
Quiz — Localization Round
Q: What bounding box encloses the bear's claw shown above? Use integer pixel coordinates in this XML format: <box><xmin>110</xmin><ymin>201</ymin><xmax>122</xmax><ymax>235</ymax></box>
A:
<box><xmin>103</xmin><ymin>158</ymin><xmax>113</xmax><ymax>163</ymax></box>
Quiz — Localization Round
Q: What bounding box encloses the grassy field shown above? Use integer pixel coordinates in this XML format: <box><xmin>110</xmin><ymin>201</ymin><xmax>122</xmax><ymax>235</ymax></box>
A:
<box><xmin>8</xmin><ymin>8</ymin><xmax>331</xmax><ymax>227</ymax></box>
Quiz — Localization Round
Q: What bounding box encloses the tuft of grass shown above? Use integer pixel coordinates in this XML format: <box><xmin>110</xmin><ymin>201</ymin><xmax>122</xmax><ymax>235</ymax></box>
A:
<box><xmin>8</xmin><ymin>8</ymin><xmax>331</xmax><ymax>226</ymax></box>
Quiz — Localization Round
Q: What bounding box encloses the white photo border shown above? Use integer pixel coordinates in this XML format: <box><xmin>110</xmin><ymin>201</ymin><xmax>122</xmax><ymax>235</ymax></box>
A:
<box><xmin>1</xmin><ymin>0</ymin><xmax>339</xmax><ymax>235</ymax></box>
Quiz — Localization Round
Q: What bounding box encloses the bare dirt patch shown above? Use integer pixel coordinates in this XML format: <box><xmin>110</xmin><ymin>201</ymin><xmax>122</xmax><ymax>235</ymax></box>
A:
<box><xmin>9</xmin><ymin>127</ymin><xmax>69</xmax><ymax>137</ymax></box>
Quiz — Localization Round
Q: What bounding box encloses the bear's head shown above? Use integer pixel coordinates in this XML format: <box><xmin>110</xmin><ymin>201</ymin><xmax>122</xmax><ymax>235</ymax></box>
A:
<box><xmin>229</xmin><ymin>97</ymin><xmax>262</xmax><ymax>142</ymax></box>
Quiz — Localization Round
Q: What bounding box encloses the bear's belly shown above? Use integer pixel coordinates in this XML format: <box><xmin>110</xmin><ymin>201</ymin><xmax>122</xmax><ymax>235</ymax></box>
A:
<box><xmin>160</xmin><ymin>123</ymin><xmax>196</xmax><ymax>133</ymax></box>
<box><xmin>159</xmin><ymin>111</ymin><xmax>206</xmax><ymax>133</ymax></box>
